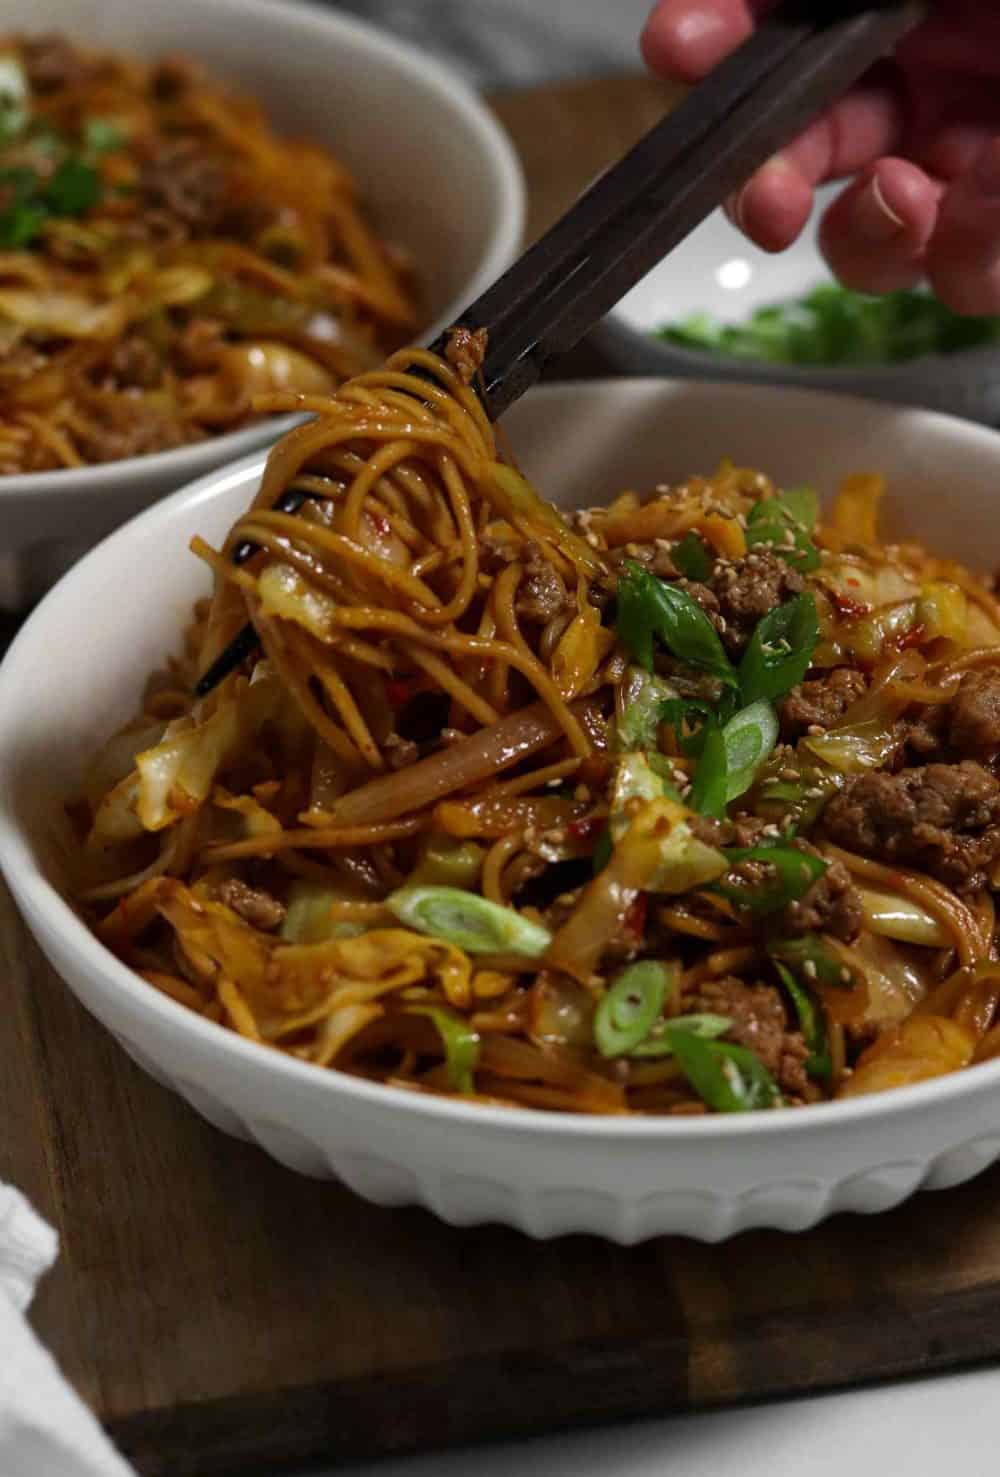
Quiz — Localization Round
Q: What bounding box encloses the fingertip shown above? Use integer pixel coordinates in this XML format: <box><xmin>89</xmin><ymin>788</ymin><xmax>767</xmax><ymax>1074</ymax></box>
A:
<box><xmin>731</xmin><ymin>157</ymin><xmax>814</xmax><ymax>252</ymax></box>
<box><xmin>641</xmin><ymin>1</ymin><xmax>749</xmax><ymax>83</ymax></box>
<box><xmin>926</xmin><ymin>141</ymin><xmax>1000</xmax><ymax>315</ymax></box>
<box><xmin>819</xmin><ymin>160</ymin><xmax>938</xmax><ymax>294</ymax></box>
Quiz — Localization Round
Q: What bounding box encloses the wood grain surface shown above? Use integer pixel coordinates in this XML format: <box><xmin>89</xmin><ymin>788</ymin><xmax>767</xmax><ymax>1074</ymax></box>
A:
<box><xmin>4</xmin><ymin>76</ymin><xmax>1000</xmax><ymax>1477</ymax></box>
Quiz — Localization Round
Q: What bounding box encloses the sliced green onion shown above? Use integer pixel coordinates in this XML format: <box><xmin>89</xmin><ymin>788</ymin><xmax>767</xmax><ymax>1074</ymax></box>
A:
<box><xmin>407</xmin><ymin>1005</ymin><xmax>480</xmax><ymax>1094</ymax></box>
<box><xmin>715</xmin><ymin>844</ymin><xmax>827</xmax><ymax>914</ymax></box>
<box><xmin>671</xmin><ymin>531</ymin><xmax>713</xmax><ymax>581</ymax></box>
<box><xmin>739</xmin><ymin>593</ymin><xmax>819</xmax><ymax>706</ymax></box>
<box><xmin>594</xmin><ymin>961</ymin><xmax>674</xmax><ymax>1058</ymax></box>
<box><xmin>773</xmin><ymin>960</ymin><xmax>831</xmax><ymax>1082</ymax></box>
<box><xmin>387</xmin><ymin>886</ymin><xmax>551</xmax><ymax>957</ymax></box>
<box><xmin>752</xmin><ymin>759</ymin><xmax>843</xmax><ymax>832</ymax></box>
<box><xmin>82</xmin><ymin>117</ymin><xmax>127</xmax><ymax>155</ymax></box>
<box><xmin>746</xmin><ymin>490</ymin><xmax>820</xmax><ymax>573</ymax></box>
<box><xmin>629</xmin><ymin>1011</ymin><xmax>732</xmax><ymax>1058</ymax></box>
<box><xmin>617</xmin><ymin>561</ymin><xmax>736</xmax><ymax>686</ymax></box>
<box><xmin>0</xmin><ymin>199</ymin><xmax>46</xmax><ymax>248</ymax></box>
<box><xmin>769</xmin><ymin>935</ymin><xmax>861</xmax><ymax>991</ymax></box>
<box><xmin>668</xmin><ymin>1031</ymin><xmax>782</xmax><ymax>1112</ymax></box>
<box><xmin>656</xmin><ymin>283</ymin><xmax>1000</xmax><ymax>368</ymax></box>
<box><xmin>0</xmin><ymin>57</ymin><xmax>29</xmax><ymax>142</ymax></box>
<box><xmin>42</xmin><ymin>155</ymin><xmax>100</xmax><ymax>215</ymax></box>
<box><xmin>688</xmin><ymin>718</ymin><xmax>728</xmax><ymax>819</ymax></box>
<box><xmin>722</xmin><ymin>699</ymin><xmax>779</xmax><ymax>802</ymax></box>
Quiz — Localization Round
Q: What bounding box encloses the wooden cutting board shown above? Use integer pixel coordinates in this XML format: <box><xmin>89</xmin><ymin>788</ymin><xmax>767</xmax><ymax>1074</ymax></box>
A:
<box><xmin>6</xmin><ymin>77</ymin><xmax>1000</xmax><ymax>1477</ymax></box>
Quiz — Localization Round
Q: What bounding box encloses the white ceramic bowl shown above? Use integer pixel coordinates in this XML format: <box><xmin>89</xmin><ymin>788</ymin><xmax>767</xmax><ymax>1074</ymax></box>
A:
<box><xmin>597</xmin><ymin>186</ymin><xmax>1000</xmax><ymax>428</ymax></box>
<box><xmin>0</xmin><ymin>0</ymin><xmax>524</xmax><ymax>608</ymax></box>
<box><xmin>5</xmin><ymin>378</ymin><xmax>1000</xmax><ymax>1246</ymax></box>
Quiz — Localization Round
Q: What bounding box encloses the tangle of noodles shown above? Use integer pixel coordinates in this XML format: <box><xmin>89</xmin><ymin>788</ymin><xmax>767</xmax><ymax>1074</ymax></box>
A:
<box><xmin>0</xmin><ymin>35</ymin><xmax>416</xmax><ymax>474</ymax></box>
<box><xmin>72</xmin><ymin>340</ymin><xmax>1000</xmax><ymax>1115</ymax></box>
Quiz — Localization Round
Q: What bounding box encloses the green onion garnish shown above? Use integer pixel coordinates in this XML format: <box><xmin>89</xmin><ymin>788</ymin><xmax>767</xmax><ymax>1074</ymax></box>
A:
<box><xmin>772</xmin><ymin>960</ymin><xmax>831</xmax><ymax>1082</ymax></box>
<box><xmin>745</xmin><ymin>487</ymin><xmax>820</xmax><ymax>573</ymax></box>
<box><xmin>715</xmin><ymin>844</ymin><xmax>827</xmax><ymax>915</ymax></box>
<box><xmin>670</xmin><ymin>530</ymin><xmax>713</xmax><ymax>581</ymax></box>
<box><xmin>617</xmin><ymin>561</ymin><xmax>736</xmax><ymax>686</ymax></box>
<box><xmin>593</xmin><ymin>961</ymin><xmax>675</xmax><ymax>1058</ymax></box>
<box><xmin>387</xmin><ymin>886</ymin><xmax>551</xmax><ymax>957</ymax></box>
<box><xmin>667</xmin><ymin>1031</ymin><xmax>782</xmax><ymax>1112</ymax></box>
<box><xmin>738</xmin><ymin>592</ymin><xmax>819</xmax><ymax>706</ymax></box>
<box><xmin>407</xmin><ymin>1005</ymin><xmax>480</xmax><ymax>1094</ymax></box>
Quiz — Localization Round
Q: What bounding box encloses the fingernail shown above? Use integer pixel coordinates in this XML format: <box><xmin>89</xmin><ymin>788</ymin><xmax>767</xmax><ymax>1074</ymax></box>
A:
<box><xmin>974</xmin><ymin>140</ymin><xmax>1000</xmax><ymax>197</ymax></box>
<box><xmin>853</xmin><ymin>173</ymin><xmax>906</xmax><ymax>243</ymax></box>
<box><xmin>726</xmin><ymin>157</ymin><xmax>791</xmax><ymax>236</ymax></box>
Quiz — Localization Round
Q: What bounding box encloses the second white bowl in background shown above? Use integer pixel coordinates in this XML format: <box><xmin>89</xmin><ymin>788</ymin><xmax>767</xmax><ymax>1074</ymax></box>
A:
<box><xmin>0</xmin><ymin>0</ymin><xmax>524</xmax><ymax>608</ymax></box>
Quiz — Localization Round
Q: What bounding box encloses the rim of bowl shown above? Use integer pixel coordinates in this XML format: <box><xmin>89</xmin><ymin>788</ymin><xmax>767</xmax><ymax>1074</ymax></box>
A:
<box><xmin>0</xmin><ymin>0</ymin><xmax>525</xmax><ymax>501</ymax></box>
<box><xmin>4</xmin><ymin>374</ymin><xmax>1000</xmax><ymax>1142</ymax></box>
<box><xmin>601</xmin><ymin>304</ymin><xmax>1000</xmax><ymax>383</ymax></box>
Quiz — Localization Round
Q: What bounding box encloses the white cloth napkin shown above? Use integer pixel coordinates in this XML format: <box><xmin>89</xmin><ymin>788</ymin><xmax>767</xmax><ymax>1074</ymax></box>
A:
<box><xmin>0</xmin><ymin>1183</ymin><xmax>136</xmax><ymax>1477</ymax></box>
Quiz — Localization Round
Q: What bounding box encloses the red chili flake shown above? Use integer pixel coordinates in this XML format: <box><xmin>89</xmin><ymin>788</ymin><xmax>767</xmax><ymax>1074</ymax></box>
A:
<box><xmin>899</xmin><ymin>623</ymin><xmax>926</xmax><ymax>651</ymax></box>
<box><xmin>385</xmin><ymin>679</ymin><xmax>414</xmax><ymax>709</ymax></box>
<box><xmin>567</xmin><ymin>815</ymin><xmax>603</xmax><ymax>843</ymax></box>
<box><xmin>367</xmin><ymin>511</ymin><xmax>392</xmax><ymax>537</ymax></box>
<box><xmin>829</xmin><ymin>591</ymin><xmax>872</xmax><ymax>619</ymax></box>
<box><xmin>625</xmin><ymin>893</ymin><xmax>647</xmax><ymax>939</ymax></box>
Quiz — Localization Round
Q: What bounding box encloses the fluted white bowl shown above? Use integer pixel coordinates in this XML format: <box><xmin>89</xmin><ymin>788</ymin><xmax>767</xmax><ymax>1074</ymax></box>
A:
<box><xmin>0</xmin><ymin>0</ymin><xmax>524</xmax><ymax>607</ymax></box>
<box><xmin>3</xmin><ymin>378</ymin><xmax>1000</xmax><ymax>1244</ymax></box>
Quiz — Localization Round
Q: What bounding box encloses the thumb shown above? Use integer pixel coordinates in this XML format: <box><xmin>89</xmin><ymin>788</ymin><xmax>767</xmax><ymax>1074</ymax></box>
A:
<box><xmin>926</xmin><ymin>138</ymin><xmax>1000</xmax><ymax>315</ymax></box>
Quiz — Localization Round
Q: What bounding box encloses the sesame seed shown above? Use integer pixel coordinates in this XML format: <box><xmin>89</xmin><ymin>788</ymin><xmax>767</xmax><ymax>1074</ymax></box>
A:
<box><xmin>585</xmin><ymin>532</ymin><xmax>601</xmax><ymax>548</ymax></box>
<box><xmin>545</xmin><ymin>829</ymin><xmax>567</xmax><ymax>845</ymax></box>
<box><xmin>804</xmin><ymin>786</ymin><xmax>827</xmax><ymax>799</ymax></box>
<box><xmin>573</xmin><ymin>784</ymin><xmax>592</xmax><ymax>803</ymax></box>
<box><xmin>840</xmin><ymin>967</ymin><xmax>853</xmax><ymax>985</ymax></box>
<box><xmin>779</xmin><ymin>768</ymin><xmax>800</xmax><ymax>783</ymax></box>
<box><xmin>803</xmin><ymin>960</ymin><xmax>818</xmax><ymax>981</ymax></box>
<box><xmin>806</xmin><ymin>723</ymin><xmax>825</xmax><ymax>737</ymax></box>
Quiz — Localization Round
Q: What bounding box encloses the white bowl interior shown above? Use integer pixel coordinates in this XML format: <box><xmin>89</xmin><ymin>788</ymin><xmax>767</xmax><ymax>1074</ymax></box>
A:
<box><xmin>0</xmin><ymin>0</ymin><xmax>524</xmax><ymax>595</ymax></box>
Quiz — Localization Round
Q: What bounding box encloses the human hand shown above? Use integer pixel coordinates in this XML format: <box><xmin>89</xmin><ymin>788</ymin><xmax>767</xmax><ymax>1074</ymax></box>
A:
<box><xmin>641</xmin><ymin>1</ymin><xmax>1000</xmax><ymax>313</ymax></box>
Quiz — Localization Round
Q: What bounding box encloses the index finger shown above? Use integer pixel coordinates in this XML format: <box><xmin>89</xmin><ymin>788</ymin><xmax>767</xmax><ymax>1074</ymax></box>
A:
<box><xmin>641</xmin><ymin>0</ymin><xmax>776</xmax><ymax>83</ymax></box>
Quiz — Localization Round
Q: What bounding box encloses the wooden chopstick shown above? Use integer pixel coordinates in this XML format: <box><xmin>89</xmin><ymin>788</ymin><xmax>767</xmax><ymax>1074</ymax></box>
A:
<box><xmin>193</xmin><ymin>0</ymin><xmax>926</xmax><ymax>698</ymax></box>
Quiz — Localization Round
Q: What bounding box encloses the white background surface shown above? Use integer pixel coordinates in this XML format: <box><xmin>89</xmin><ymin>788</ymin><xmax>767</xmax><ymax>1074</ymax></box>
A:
<box><xmin>305</xmin><ymin>1368</ymin><xmax>1000</xmax><ymax>1477</ymax></box>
